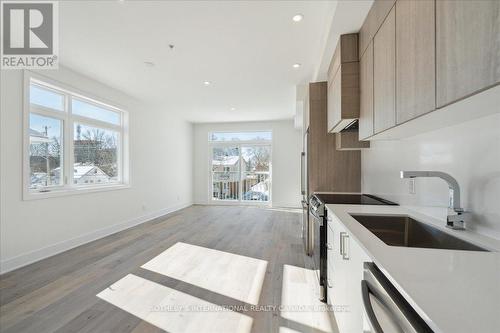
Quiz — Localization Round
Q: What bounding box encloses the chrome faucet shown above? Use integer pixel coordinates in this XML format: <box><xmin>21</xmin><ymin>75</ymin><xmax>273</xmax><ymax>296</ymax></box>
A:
<box><xmin>400</xmin><ymin>171</ymin><xmax>469</xmax><ymax>230</ymax></box>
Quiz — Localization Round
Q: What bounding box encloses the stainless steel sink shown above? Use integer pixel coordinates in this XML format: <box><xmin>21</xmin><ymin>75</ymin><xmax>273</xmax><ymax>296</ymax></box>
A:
<box><xmin>350</xmin><ymin>214</ymin><xmax>489</xmax><ymax>252</ymax></box>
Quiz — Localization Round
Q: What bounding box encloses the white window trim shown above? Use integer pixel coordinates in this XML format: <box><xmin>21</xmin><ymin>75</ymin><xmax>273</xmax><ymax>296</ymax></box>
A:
<box><xmin>23</xmin><ymin>71</ymin><xmax>130</xmax><ymax>200</ymax></box>
<box><xmin>208</xmin><ymin>130</ymin><xmax>273</xmax><ymax>206</ymax></box>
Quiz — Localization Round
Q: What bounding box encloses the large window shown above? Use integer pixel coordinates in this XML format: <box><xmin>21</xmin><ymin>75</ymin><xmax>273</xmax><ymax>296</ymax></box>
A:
<box><xmin>24</xmin><ymin>74</ymin><xmax>128</xmax><ymax>199</ymax></box>
<box><xmin>210</xmin><ymin>131</ymin><xmax>271</xmax><ymax>204</ymax></box>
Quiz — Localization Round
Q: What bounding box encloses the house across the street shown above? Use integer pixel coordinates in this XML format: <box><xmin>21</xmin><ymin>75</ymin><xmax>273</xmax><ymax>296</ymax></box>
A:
<box><xmin>54</xmin><ymin>164</ymin><xmax>111</xmax><ymax>185</ymax></box>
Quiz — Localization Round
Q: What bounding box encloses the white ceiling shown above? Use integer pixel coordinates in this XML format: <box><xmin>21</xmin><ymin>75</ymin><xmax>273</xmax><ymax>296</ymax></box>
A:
<box><xmin>59</xmin><ymin>0</ymin><xmax>336</xmax><ymax>123</ymax></box>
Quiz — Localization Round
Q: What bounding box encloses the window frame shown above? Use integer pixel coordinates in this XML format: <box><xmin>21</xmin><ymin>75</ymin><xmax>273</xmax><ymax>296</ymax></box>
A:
<box><xmin>208</xmin><ymin>130</ymin><xmax>273</xmax><ymax>206</ymax></box>
<box><xmin>208</xmin><ymin>130</ymin><xmax>273</xmax><ymax>143</ymax></box>
<box><xmin>23</xmin><ymin>71</ymin><xmax>130</xmax><ymax>200</ymax></box>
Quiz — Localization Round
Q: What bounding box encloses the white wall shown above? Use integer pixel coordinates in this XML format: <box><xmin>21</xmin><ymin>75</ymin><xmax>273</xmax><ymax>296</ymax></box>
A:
<box><xmin>0</xmin><ymin>67</ymin><xmax>193</xmax><ymax>273</ymax></box>
<box><xmin>193</xmin><ymin>120</ymin><xmax>301</xmax><ymax>208</ymax></box>
<box><xmin>362</xmin><ymin>112</ymin><xmax>500</xmax><ymax>240</ymax></box>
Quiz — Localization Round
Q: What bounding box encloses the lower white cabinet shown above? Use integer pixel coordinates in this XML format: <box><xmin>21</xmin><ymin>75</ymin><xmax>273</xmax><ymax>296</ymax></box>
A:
<box><xmin>326</xmin><ymin>209</ymin><xmax>371</xmax><ymax>333</ymax></box>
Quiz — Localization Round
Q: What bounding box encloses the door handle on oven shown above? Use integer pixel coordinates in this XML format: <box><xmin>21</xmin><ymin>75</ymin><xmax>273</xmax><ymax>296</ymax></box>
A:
<box><xmin>361</xmin><ymin>280</ymin><xmax>383</xmax><ymax>333</ymax></box>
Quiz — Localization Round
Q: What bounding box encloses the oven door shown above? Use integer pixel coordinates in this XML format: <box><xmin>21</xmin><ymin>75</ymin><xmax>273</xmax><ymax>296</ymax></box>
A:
<box><xmin>302</xmin><ymin>199</ymin><xmax>311</xmax><ymax>255</ymax></box>
<box><xmin>310</xmin><ymin>210</ymin><xmax>325</xmax><ymax>300</ymax></box>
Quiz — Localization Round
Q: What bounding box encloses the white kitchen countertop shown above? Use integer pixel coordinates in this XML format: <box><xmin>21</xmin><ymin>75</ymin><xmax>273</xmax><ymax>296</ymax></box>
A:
<box><xmin>325</xmin><ymin>204</ymin><xmax>500</xmax><ymax>333</ymax></box>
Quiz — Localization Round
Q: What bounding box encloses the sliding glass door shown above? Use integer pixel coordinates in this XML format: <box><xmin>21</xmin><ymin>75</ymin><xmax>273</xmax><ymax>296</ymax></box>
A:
<box><xmin>241</xmin><ymin>146</ymin><xmax>271</xmax><ymax>202</ymax></box>
<box><xmin>212</xmin><ymin>146</ymin><xmax>240</xmax><ymax>201</ymax></box>
<box><xmin>210</xmin><ymin>131</ymin><xmax>272</xmax><ymax>204</ymax></box>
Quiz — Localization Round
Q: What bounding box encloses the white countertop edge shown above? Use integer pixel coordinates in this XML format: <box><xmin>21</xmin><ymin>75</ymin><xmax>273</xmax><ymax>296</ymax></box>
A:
<box><xmin>325</xmin><ymin>203</ymin><xmax>500</xmax><ymax>333</ymax></box>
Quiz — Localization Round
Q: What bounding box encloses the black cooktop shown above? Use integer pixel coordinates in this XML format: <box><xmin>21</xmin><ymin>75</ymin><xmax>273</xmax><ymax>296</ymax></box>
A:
<box><xmin>312</xmin><ymin>193</ymin><xmax>398</xmax><ymax>206</ymax></box>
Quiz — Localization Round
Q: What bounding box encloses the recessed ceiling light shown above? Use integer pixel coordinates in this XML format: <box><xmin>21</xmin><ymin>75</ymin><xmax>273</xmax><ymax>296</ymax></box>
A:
<box><xmin>230</xmin><ymin>107</ymin><xmax>236</xmax><ymax>111</ymax></box>
<box><xmin>203</xmin><ymin>81</ymin><xmax>211</xmax><ymax>86</ymax></box>
<box><xmin>293</xmin><ymin>63</ymin><xmax>301</xmax><ymax>68</ymax></box>
<box><xmin>144</xmin><ymin>61</ymin><xmax>155</xmax><ymax>67</ymax></box>
<box><xmin>292</xmin><ymin>14</ymin><xmax>303</xmax><ymax>22</ymax></box>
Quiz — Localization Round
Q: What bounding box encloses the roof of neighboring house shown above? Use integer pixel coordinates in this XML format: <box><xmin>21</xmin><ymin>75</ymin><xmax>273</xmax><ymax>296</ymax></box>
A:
<box><xmin>212</xmin><ymin>156</ymin><xmax>240</xmax><ymax>166</ymax></box>
<box><xmin>53</xmin><ymin>164</ymin><xmax>109</xmax><ymax>179</ymax></box>
<box><xmin>74</xmin><ymin>165</ymin><xmax>97</xmax><ymax>178</ymax></box>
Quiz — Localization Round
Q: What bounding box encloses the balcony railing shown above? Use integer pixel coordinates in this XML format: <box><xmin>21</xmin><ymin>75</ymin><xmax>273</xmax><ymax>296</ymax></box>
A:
<box><xmin>212</xmin><ymin>172</ymin><xmax>270</xmax><ymax>202</ymax></box>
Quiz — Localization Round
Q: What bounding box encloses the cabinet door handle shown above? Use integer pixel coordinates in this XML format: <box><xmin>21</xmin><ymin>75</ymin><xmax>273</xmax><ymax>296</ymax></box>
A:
<box><xmin>339</xmin><ymin>232</ymin><xmax>345</xmax><ymax>255</ymax></box>
<box><xmin>342</xmin><ymin>233</ymin><xmax>350</xmax><ymax>260</ymax></box>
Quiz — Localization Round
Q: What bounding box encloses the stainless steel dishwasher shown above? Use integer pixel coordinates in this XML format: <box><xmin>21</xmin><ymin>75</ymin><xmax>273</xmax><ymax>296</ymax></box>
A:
<box><xmin>361</xmin><ymin>262</ymin><xmax>433</xmax><ymax>333</ymax></box>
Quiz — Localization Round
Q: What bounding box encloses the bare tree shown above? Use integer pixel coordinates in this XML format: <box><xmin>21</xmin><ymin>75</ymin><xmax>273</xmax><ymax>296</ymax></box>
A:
<box><xmin>250</xmin><ymin>147</ymin><xmax>270</xmax><ymax>171</ymax></box>
<box><xmin>76</xmin><ymin>128</ymin><xmax>117</xmax><ymax>177</ymax></box>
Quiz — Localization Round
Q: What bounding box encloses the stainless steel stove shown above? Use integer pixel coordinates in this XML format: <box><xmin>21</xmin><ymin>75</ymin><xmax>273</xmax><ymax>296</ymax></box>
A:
<box><xmin>308</xmin><ymin>193</ymin><xmax>397</xmax><ymax>301</ymax></box>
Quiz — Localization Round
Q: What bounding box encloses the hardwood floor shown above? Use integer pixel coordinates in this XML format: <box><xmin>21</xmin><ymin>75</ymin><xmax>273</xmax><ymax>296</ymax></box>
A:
<box><xmin>0</xmin><ymin>205</ymin><xmax>337</xmax><ymax>333</ymax></box>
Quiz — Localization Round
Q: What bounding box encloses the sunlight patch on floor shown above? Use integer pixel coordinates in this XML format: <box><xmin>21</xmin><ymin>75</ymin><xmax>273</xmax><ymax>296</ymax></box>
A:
<box><xmin>97</xmin><ymin>274</ymin><xmax>253</xmax><ymax>333</ymax></box>
<box><xmin>281</xmin><ymin>264</ymin><xmax>336</xmax><ymax>333</ymax></box>
<box><xmin>141</xmin><ymin>242</ymin><xmax>268</xmax><ymax>305</ymax></box>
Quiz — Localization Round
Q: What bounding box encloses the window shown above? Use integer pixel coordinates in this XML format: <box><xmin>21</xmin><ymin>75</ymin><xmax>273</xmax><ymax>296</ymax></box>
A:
<box><xmin>30</xmin><ymin>84</ymin><xmax>65</xmax><ymax>111</ymax></box>
<box><xmin>210</xmin><ymin>131</ymin><xmax>272</xmax><ymax>204</ymax></box>
<box><xmin>29</xmin><ymin>113</ymin><xmax>63</xmax><ymax>189</ymax></box>
<box><xmin>24</xmin><ymin>74</ymin><xmax>129</xmax><ymax>199</ymax></box>
<box><xmin>73</xmin><ymin>123</ymin><xmax>119</xmax><ymax>184</ymax></box>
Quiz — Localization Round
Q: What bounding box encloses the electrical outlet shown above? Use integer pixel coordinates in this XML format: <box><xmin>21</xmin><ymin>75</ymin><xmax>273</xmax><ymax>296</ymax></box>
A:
<box><xmin>409</xmin><ymin>179</ymin><xmax>416</xmax><ymax>194</ymax></box>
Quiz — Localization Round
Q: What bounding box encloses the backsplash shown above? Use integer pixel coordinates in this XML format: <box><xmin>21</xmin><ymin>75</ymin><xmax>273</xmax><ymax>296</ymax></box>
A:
<box><xmin>362</xmin><ymin>113</ymin><xmax>500</xmax><ymax>240</ymax></box>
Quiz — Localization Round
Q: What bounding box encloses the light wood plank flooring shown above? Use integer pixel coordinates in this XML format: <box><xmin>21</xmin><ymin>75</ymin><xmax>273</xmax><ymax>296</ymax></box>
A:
<box><xmin>0</xmin><ymin>205</ymin><xmax>337</xmax><ymax>333</ymax></box>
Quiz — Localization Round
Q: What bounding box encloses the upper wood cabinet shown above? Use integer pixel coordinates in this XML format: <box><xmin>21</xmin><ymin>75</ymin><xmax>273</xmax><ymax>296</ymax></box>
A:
<box><xmin>327</xmin><ymin>68</ymin><xmax>341</xmax><ymax>131</ymax></box>
<box><xmin>373</xmin><ymin>6</ymin><xmax>396</xmax><ymax>134</ymax></box>
<box><xmin>357</xmin><ymin>0</ymin><xmax>499</xmax><ymax>139</ymax></box>
<box><xmin>359</xmin><ymin>0</ymin><xmax>396</xmax><ymax>59</ymax></box>
<box><xmin>359</xmin><ymin>41</ymin><xmax>374</xmax><ymax>140</ymax></box>
<box><xmin>436</xmin><ymin>0</ymin><xmax>500</xmax><ymax>108</ymax></box>
<box><xmin>396</xmin><ymin>0</ymin><xmax>435</xmax><ymax>124</ymax></box>
<box><xmin>327</xmin><ymin>34</ymin><xmax>360</xmax><ymax>133</ymax></box>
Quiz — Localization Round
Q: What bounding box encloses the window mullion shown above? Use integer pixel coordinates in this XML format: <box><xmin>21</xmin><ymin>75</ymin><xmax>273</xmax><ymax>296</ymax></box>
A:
<box><xmin>71</xmin><ymin>115</ymin><xmax>121</xmax><ymax>131</ymax></box>
<box><xmin>239</xmin><ymin>144</ymin><xmax>243</xmax><ymax>202</ymax></box>
<box><xmin>65</xmin><ymin>93</ymin><xmax>73</xmax><ymax>188</ymax></box>
<box><xmin>29</xmin><ymin>105</ymin><xmax>66</xmax><ymax>120</ymax></box>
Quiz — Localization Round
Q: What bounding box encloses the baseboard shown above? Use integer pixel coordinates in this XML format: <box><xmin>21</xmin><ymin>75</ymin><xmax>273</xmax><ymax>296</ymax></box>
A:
<box><xmin>0</xmin><ymin>202</ymin><xmax>193</xmax><ymax>274</ymax></box>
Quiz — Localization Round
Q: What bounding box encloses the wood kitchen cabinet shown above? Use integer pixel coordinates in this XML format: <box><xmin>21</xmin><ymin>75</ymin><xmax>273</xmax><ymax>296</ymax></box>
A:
<box><xmin>396</xmin><ymin>0</ymin><xmax>435</xmax><ymax>124</ymax></box>
<box><xmin>359</xmin><ymin>0</ymin><xmax>396</xmax><ymax>60</ymax></box>
<box><xmin>373</xmin><ymin>5</ymin><xmax>396</xmax><ymax>134</ymax></box>
<box><xmin>436</xmin><ymin>0</ymin><xmax>500</xmax><ymax>107</ymax></box>
<box><xmin>327</xmin><ymin>34</ymin><xmax>360</xmax><ymax>133</ymax></box>
<box><xmin>327</xmin><ymin>210</ymin><xmax>370</xmax><ymax>333</ymax></box>
<box><xmin>357</xmin><ymin>0</ymin><xmax>499</xmax><ymax>139</ymax></box>
<box><xmin>359</xmin><ymin>41</ymin><xmax>374</xmax><ymax>140</ymax></box>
